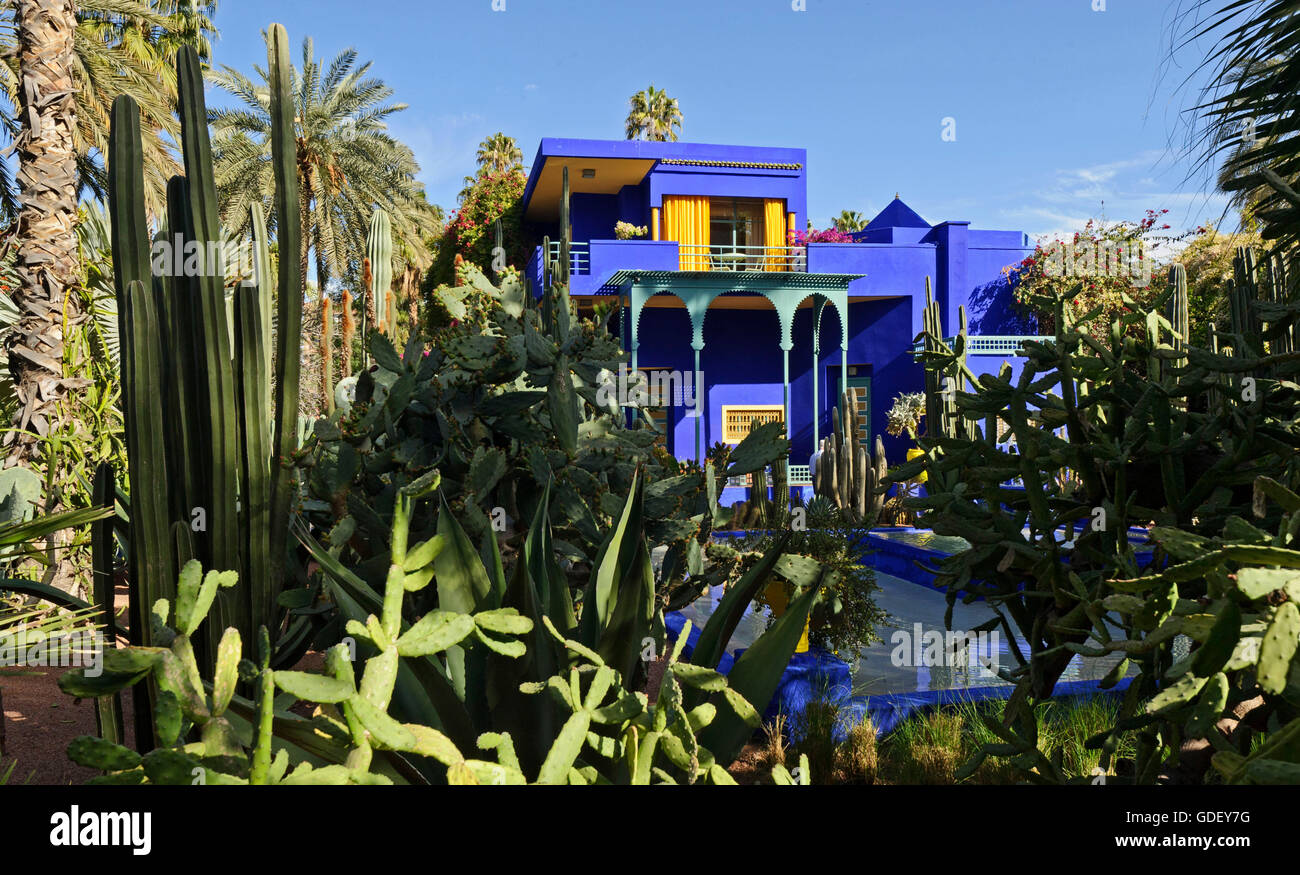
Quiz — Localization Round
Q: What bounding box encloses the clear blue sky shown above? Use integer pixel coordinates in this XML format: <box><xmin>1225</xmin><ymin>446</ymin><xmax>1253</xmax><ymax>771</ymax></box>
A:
<box><xmin>209</xmin><ymin>0</ymin><xmax>1231</xmax><ymax>241</ymax></box>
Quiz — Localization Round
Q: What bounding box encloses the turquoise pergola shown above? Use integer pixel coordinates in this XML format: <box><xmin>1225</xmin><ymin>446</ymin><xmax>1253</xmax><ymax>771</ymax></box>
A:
<box><xmin>609</xmin><ymin>270</ymin><xmax>864</xmax><ymax>461</ymax></box>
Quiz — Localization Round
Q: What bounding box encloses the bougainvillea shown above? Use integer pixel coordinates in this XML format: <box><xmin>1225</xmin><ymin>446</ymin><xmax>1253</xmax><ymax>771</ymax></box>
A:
<box><xmin>788</xmin><ymin>227</ymin><xmax>856</xmax><ymax>245</ymax></box>
<box><xmin>614</xmin><ymin>221</ymin><xmax>648</xmax><ymax>239</ymax></box>
<box><xmin>1003</xmin><ymin>209</ymin><xmax>1197</xmax><ymax>338</ymax></box>
<box><xmin>426</xmin><ymin>170</ymin><xmax>529</xmax><ymax>288</ymax></box>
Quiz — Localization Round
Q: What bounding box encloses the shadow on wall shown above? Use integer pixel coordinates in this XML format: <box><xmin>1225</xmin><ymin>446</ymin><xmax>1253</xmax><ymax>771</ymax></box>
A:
<box><xmin>966</xmin><ymin>275</ymin><xmax>1036</xmax><ymax>336</ymax></box>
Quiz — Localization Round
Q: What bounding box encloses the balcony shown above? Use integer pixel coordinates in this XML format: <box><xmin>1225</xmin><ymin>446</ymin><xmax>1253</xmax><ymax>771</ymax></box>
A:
<box><xmin>676</xmin><ymin>244</ymin><xmax>807</xmax><ymax>273</ymax></box>
<box><xmin>541</xmin><ymin>240</ymin><xmax>808</xmax><ymax>276</ymax></box>
<box><xmin>544</xmin><ymin>240</ymin><xmax>590</xmax><ymax>276</ymax></box>
<box><xmin>529</xmin><ymin>239</ymin><xmax>817</xmax><ymax>296</ymax></box>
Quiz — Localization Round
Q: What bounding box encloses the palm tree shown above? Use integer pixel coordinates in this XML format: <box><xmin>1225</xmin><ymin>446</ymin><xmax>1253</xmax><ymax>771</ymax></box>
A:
<box><xmin>625</xmin><ymin>84</ymin><xmax>682</xmax><ymax>142</ymax></box>
<box><xmin>0</xmin><ymin>1</ymin><xmax>215</xmax><ymax>466</ymax></box>
<box><xmin>476</xmin><ymin>132</ymin><xmax>523</xmax><ymax>174</ymax></box>
<box><xmin>833</xmin><ymin>210</ymin><xmax>866</xmax><ymax>232</ymax></box>
<box><xmin>1180</xmin><ymin>1</ymin><xmax>1300</xmax><ymax>248</ymax></box>
<box><xmin>0</xmin><ymin>1</ymin><xmax>218</xmax><ymax>223</ymax></box>
<box><xmin>207</xmin><ymin>35</ymin><xmax>436</xmax><ymax>301</ymax></box>
<box><xmin>4</xmin><ymin>0</ymin><xmax>81</xmax><ymax>466</ymax></box>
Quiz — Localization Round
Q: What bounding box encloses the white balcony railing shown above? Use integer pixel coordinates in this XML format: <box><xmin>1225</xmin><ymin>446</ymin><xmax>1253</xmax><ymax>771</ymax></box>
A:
<box><xmin>539</xmin><ymin>240</ymin><xmax>812</xmax><ymax>277</ymax></box>
<box><xmin>544</xmin><ymin>240</ymin><xmax>590</xmax><ymax>275</ymax></box>
<box><xmin>678</xmin><ymin>243</ymin><xmax>808</xmax><ymax>273</ymax></box>
<box><xmin>912</xmin><ymin>335</ymin><xmax>1054</xmax><ymax>355</ymax></box>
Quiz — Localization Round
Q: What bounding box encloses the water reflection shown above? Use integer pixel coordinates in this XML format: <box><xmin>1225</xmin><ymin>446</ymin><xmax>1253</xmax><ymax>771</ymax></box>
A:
<box><xmin>676</xmin><ymin>571</ymin><xmax>1131</xmax><ymax>697</ymax></box>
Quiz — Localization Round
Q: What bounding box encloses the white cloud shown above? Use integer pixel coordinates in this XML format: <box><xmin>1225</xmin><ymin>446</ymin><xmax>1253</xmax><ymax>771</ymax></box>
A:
<box><xmin>994</xmin><ymin>150</ymin><xmax>1233</xmax><ymax>240</ymax></box>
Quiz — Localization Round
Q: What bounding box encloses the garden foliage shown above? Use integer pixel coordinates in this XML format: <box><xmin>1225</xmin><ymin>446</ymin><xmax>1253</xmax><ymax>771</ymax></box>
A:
<box><xmin>906</xmin><ymin>251</ymin><xmax>1300</xmax><ymax>783</ymax></box>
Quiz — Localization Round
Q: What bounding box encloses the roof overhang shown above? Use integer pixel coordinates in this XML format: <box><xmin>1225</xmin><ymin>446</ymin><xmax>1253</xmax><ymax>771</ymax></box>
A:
<box><xmin>521</xmin><ymin>138</ymin><xmax>807</xmax><ymax>223</ymax></box>
<box><xmin>523</xmin><ymin>156</ymin><xmax>656</xmax><ymax>222</ymax></box>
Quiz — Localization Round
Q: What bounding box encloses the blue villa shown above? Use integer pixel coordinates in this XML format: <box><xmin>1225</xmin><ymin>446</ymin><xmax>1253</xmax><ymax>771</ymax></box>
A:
<box><xmin>521</xmin><ymin>138</ymin><xmax>1037</xmax><ymax>494</ymax></box>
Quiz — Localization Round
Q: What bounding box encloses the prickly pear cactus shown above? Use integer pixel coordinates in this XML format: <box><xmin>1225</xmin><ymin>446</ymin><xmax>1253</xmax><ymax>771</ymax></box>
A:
<box><xmin>60</xmin><ymin>469</ymin><xmax>798</xmax><ymax>785</ymax></box>
<box><xmin>295</xmin><ymin>260</ymin><xmax>790</xmax><ymax>611</ymax></box>
<box><xmin>913</xmin><ymin>249</ymin><xmax>1300</xmax><ymax>784</ymax></box>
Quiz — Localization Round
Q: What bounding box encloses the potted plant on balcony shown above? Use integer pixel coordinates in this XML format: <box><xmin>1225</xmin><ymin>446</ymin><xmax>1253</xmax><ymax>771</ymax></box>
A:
<box><xmin>614</xmin><ymin>221</ymin><xmax>648</xmax><ymax>240</ymax></box>
<box><xmin>885</xmin><ymin>392</ymin><xmax>927</xmax><ymax>526</ymax></box>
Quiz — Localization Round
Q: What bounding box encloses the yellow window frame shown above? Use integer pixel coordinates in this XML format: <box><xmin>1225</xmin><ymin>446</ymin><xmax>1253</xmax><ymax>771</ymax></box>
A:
<box><xmin>721</xmin><ymin>404</ymin><xmax>784</xmax><ymax>445</ymax></box>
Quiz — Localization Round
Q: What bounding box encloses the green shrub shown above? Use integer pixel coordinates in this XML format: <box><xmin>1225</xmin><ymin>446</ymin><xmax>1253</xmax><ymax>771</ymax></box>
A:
<box><xmin>907</xmin><ymin>250</ymin><xmax>1300</xmax><ymax>783</ymax></box>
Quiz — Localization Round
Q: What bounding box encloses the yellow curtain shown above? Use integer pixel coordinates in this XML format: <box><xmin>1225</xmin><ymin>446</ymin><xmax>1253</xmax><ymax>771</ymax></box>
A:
<box><xmin>764</xmin><ymin>199</ymin><xmax>787</xmax><ymax>271</ymax></box>
<box><xmin>663</xmin><ymin>195</ymin><xmax>711</xmax><ymax>270</ymax></box>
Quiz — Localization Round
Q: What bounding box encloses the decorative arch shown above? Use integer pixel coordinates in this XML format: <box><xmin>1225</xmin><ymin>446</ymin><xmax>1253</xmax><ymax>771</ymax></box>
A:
<box><xmin>616</xmin><ymin>270</ymin><xmax>861</xmax><ymax>461</ymax></box>
<box><xmin>804</xmin><ymin>292</ymin><xmax>848</xmax><ymax>446</ymax></box>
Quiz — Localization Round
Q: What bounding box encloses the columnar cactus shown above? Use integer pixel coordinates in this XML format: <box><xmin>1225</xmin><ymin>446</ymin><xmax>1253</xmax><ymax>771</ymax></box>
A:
<box><xmin>340</xmin><ymin>287</ymin><xmax>355</xmax><ymax>378</ymax></box>
<box><xmin>919</xmin><ymin>279</ymin><xmax>971</xmax><ymax>442</ymax></box>
<box><xmin>361</xmin><ymin>256</ymin><xmax>375</xmax><ymax>354</ymax></box>
<box><xmin>404</xmin><ymin>265</ymin><xmax>420</xmax><ymax>333</ymax></box>
<box><xmin>106</xmin><ymin>27</ymin><xmax>301</xmax><ymax>693</ymax></box>
<box><xmin>321</xmin><ymin>296</ymin><xmax>334</xmax><ymax>413</ymax></box>
<box><xmin>812</xmin><ymin>388</ymin><xmax>885</xmax><ymax>527</ymax></box>
<box><xmin>922</xmin><ymin>281</ymin><xmax>946</xmax><ymax>441</ymax></box>
<box><xmin>367</xmin><ymin>209</ymin><xmax>392</xmax><ymax>337</ymax></box>
<box><xmin>751</xmin><ymin>464</ymin><xmax>769</xmax><ymax>528</ymax></box>
<box><xmin>771</xmin><ymin>457</ymin><xmax>789</xmax><ymax>528</ymax></box>
<box><xmin>1167</xmin><ymin>263</ymin><xmax>1189</xmax><ymax>352</ymax></box>
<box><xmin>1266</xmin><ymin>250</ymin><xmax>1296</xmax><ymax>355</ymax></box>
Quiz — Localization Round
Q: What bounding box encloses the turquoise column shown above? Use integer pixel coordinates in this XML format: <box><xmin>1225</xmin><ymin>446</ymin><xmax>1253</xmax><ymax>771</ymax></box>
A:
<box><xmin>687</xmin><ymin>292</ymin><xmax>712</xmax><ymax>465</ymax></box>
<box><xmin>811</xmin><ymin>297</ymin><xmax>825</xmax><ymax>446</ymax></box>
<box><xmin>693</xmin><ymin>344</ymin><xmax>703</xmax><ymax>462</ymax></box>
<box><xmin>781</xmin><ymin>342</ymin><xmax>792</xmax><ymax>435</ymax></box>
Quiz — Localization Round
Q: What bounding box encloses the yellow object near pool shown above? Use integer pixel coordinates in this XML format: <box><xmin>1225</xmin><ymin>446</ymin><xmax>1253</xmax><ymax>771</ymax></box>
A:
<box><xmin>906</xmin><ymin>447</ymin><xmax>928</xmax><ymax>483</ymax></box>
<box><xmin>763</xmin><ymin>580</ymin><xmax>810</xmax><ymax>653</ymax></box>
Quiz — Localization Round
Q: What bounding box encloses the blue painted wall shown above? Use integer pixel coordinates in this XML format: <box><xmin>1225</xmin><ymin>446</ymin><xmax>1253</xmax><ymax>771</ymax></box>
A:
<box><xmin>635</xmin><ymin>294</ymin><xmax>921</xmax><ymax>466</ymax></box>
<box><xmin>520</xmin><ymin>138</ymin><xmax>1035</xmax><ymax>467</ymax></box>
<box><xmin>569</xmin><ymin>193</ymin><xmax>618</xmax><ymax>243</ymax></box>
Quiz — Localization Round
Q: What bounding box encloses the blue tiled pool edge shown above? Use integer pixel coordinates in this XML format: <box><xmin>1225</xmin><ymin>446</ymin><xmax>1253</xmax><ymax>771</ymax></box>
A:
<box><xmin>663</xmin><ymin>611</ymin><xmax>1128</xmax><ymax>740</ymax></box>
<box><xmin>695</xmin><ymin>525</ymin><xmax>1145</xmax><ymax>739</ymax></box>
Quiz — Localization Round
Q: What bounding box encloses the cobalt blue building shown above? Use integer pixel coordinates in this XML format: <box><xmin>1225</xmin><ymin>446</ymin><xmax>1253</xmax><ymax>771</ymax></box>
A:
<box><xmin>522</xmin><ymin>138</ymin><xmax>1037</xmax><ymax>493</ymax></box>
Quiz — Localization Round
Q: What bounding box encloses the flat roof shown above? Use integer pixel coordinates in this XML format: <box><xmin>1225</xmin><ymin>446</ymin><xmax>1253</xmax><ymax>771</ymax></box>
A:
<box><xmin>521</xmin><ymin>137</ymin><xmax>806</xmax><ymax>222</ymax></box>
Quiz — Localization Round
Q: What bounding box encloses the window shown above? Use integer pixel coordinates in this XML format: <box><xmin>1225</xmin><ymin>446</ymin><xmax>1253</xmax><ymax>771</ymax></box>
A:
<box><xmin>722</xmin><ymin>404</ymin><xmax>784</xmax><ymax>444</ymax></box>
<box><xmin>709</xmin><ymin>198</ymin><xmax>766</xmax><ymax>250</ymax></box>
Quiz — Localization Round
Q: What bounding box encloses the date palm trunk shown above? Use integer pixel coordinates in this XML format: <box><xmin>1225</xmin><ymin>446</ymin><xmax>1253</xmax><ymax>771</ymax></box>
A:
<box><xmin>5</xmin><ymin>0</ymin><xmax>83</xmax><ymax>469</ymax></box>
